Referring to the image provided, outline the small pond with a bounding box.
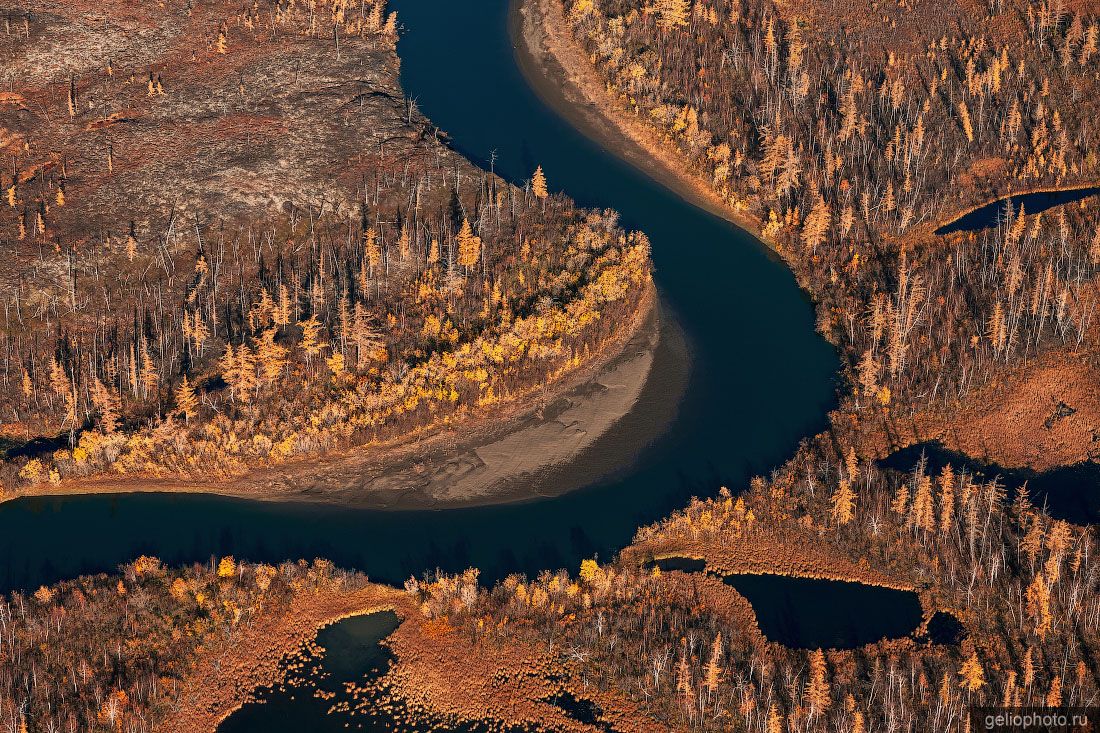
[724,574,923,649]
[218,610,607,733]
[218,611,400,733]
[644,556,706,573]
[922,611,966,646]
[639,558,930,649]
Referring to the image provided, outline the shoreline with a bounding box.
[922,181,1100,237]
[164,586,415,733]
[512,0,772,246]
[514,0,1100,255]
[2,282,662,511]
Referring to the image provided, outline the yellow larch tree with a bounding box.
[174,375,199,423]
[911,471,935,532]
[766,704,783,733]
[326,350,346,377]
[831,478,855,526]
[275,283,292,327]
[531,165,549,199]
[801,194,831,251]
[352,303,383,369]
[1025,573,1052,638]
[299,315,328,364]
[806,648,831,716]
[704,633,723,695]
[939,464,956,534]
[365,226,382,273]
[457,218,481,270]
[257,328,288,384]
[139,337,158,398]
[892,484,910,516]
[657,0,690,31]
[90,376,120,434]
[233,342,258,401]
[217,555,236,577]
[959,650,985,695]
[1046,675,1062,707]
[958,100,974,142]
[857,348,879,399]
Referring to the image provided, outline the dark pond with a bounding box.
[541,692,611,731]
[922,611,966,646]
[640,557,932,649]
[644,556,706,573]
[880,441,1100,525]
[0,0,838,595]
[219,611,401,733]
[724,574,923,649]
[219,611,613,733]
[936,187,1100,235]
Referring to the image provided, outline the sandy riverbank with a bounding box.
[3,282,665,510]
[513,0,768,242]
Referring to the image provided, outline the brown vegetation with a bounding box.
[868,342,1100,470]
[416,440,1098,730]
[539,0,1100,474]
[0,556,405,733]
[0,0,652,503]
[11,0,1100,731]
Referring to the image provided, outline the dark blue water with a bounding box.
[640,556,928,649]
[725,574,923,649]
[219,611,402,733]
[881,441,1100,525]
[922,611,965,645]
[0,0,837,594]
[936,187,1100,235]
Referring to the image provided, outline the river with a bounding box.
[0,0,837,594]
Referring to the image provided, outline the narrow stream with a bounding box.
[0,0,837,594]
[936,186,1100,235]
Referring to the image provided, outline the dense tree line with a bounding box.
[564,0,1100,412]
[418,442,1099,731]
[0,0,651,495]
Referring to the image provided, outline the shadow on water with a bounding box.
[880,441,1100,525]
[0,0,838,595]
[936,187,1100,235]
[724,574,923,649]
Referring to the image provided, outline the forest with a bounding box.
[563,0,1100,445]
[0,0,651,497]
[420,446,1100,731]
[8,445,1098,732]
[5,0,1100,730]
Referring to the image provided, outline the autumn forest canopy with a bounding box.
[0,0,651,496]
[4,0,1100,731]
